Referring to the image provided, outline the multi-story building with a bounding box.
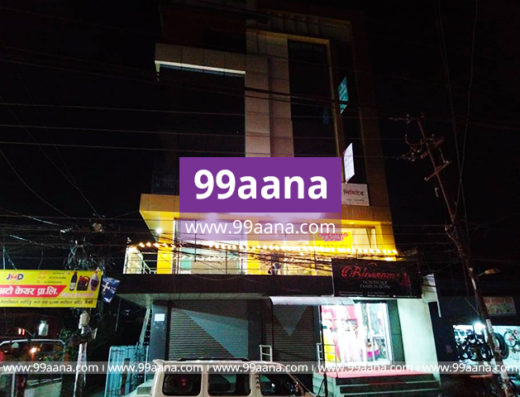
[117,1,440,394]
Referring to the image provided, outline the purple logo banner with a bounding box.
[179,157,342,213]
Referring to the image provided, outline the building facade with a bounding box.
[117,1,440,393]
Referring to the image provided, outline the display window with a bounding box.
[454,324,520,366]
[321,303,392,365]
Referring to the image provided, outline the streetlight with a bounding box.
[477,268,500,278]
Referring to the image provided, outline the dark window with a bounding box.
[288,41,336,157]
[259,374,301,396]
[153,67,245,194]
[334,41,366,183]
[163,374,202,396]
[208,374,250,396]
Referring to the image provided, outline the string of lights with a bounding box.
[130,239,399,257]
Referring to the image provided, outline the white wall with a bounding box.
[397,298,439,378]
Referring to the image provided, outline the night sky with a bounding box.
[0,0,519,277]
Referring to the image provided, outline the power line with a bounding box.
[0,147,70,217]
[0,5,157,37]
[0,139,402,159]
[0,212,451,228]
[0,224,452,238]
[458,0,479,248]
[0,85,101,217]
[2,50,520,132]
[0,122,411,142]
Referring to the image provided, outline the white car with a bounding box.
[127,359,314,397]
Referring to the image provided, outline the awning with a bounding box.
[269,296,355,306]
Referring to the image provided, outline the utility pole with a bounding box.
[401,115,514,397]
[74,310,90,397]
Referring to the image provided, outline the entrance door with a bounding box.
[321,303,392,365]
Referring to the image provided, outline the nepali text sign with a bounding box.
[484,296,516,316]
[332,259,421,298]
[342,183,369,206]
[0,270,102,308]
[180,157,342,213]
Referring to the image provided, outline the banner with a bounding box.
[101,276,120,303]
[0,270,102,308]
[179,157,342,213]
[332,259,421,298]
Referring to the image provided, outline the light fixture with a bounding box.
[473,321,485,333]
[38,321,49,337]
[156,228,163,235]
[478,268,500,277]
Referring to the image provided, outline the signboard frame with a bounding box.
[0,270,102,308]
[332,259,421,298]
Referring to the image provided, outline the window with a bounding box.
[288,41,336,157]
[163,374,202,396]
[259,374,301,396]
[208,374,250,396]
[153,66,245,195]
[321,303,392,365]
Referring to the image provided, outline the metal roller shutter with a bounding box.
[262,303,317,362]
[168,301,248,360]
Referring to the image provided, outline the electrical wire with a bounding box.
[0,139,402,158]
[458,0,479,247]
[0,147,70,217]
[0,123,404,142]
[0,89,101,218]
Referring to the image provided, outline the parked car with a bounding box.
[127,359,314,397]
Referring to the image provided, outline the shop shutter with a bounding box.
[262,303,317,362]
[168,302,248,360]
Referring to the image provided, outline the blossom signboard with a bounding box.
[0,270,102,308]
[332,259,420,298]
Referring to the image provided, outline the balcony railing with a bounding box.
[123,246,334,276]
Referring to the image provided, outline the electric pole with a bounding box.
[74,310,90,397]
[400,115,514,397]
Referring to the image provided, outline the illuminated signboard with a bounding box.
[343,143,355,183]
[0,270,102,308]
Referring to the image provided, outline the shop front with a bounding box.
[430,290,520,368]
[321,301,393,365]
